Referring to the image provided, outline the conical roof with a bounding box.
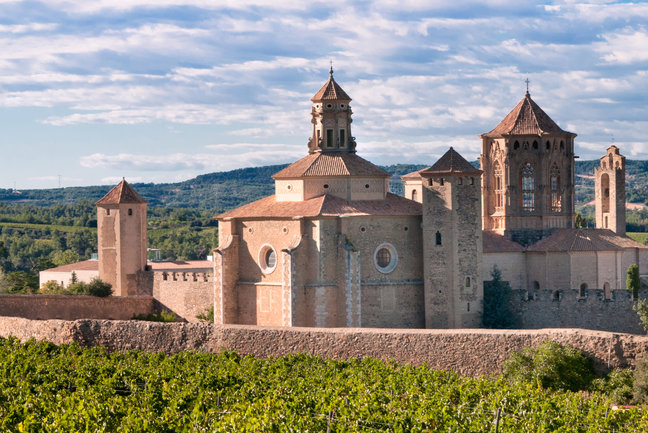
[419,147,481,176]
[96,179,146,205]
[311,68,351,102]
[273,152,389,179]
[481,92,574,138]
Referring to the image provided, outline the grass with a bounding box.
[0,222,96,233]
[627,232,648,245]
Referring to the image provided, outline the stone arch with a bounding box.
[521,162,535,211]
[411,189,418,201]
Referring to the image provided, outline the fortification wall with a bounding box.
[152,271,213,322]
[0,295,154,321]
[1,317,647,377]
[511,288,647,335]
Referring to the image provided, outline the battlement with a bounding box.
[154,270,212,283]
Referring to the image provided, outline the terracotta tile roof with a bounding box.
[482,231,525,253]
[527,229,647,252]
[401,169,426,180]
[481,92,574,138]
[273,152,390,179]
[218,193,421,219]
[419,147,481,176]
[41,260,99,273]
[150,260,212,271]
[311,71,351,101]
[96,179,146,205]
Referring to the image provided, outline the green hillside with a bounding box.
[2,160,648,213]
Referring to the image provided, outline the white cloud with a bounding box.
[598,28,648,64]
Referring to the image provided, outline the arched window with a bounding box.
[465,277,471,288]
[546,141,550,150]
[493,161,504,209]
[521,163,535,211]
[550,163,561,212]
[579,283,587,298]
[513,140,519,150]
[560,140,565,150]
[532,140,538,149]
[435,231,442,246]
[411,189,418,202]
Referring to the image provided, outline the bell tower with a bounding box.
[308,66,356,153]
[595,145,626,235]
[96,179,147,296]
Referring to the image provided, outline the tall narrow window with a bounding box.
[326,129,333,147]
[435,231,442,246]
[339,129,345,147]
[550,163,561,212]
[521,163,535,211]
[411,189,418,201]
[493,161,503,209]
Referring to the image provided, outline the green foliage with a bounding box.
[0,338,644,432]
[590,369,634,405]
[133,310,177,322]
[627,264,640,299]
[481,266,518,329]
[633,357,648,404]
[501,341,595,392]
[40,277,113,297]
[633,299,648,333]
[0,270,39,294]
[628,232,648,245]
[197,305,214,323]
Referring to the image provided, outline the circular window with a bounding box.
[323,184,329,189]
[360,226,366,232]
[364,184,370,189]
[374,242,398,274]
[258,244,277,274]
[286,184,292,191]
[326,104,332,108]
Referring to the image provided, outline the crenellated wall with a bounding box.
[510,288,648,334]
[151,271,213,322]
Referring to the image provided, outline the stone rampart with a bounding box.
[511,288,647,334]
[1,317,647,377]
[0,295,154,321]
[152,271,213,322]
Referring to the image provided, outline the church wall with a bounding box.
[403,180,422,202]
[597,251,619,290]
[526,253,547,291]
[236,219,303,283]
[275,179,304,201]
[360,283,424,328]
[304,178,348,201]
[349,178,387,200]
[304,284,339,328]
[237,283,283,326]
[569,251,598,290]
[483,252,526,291]
[546,252,571,290]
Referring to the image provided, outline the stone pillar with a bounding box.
[213,234,239,324]
[342,239,361,327]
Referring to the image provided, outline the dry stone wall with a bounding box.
[1,317,647,377]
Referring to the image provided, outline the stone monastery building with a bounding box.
[41,70,648,332]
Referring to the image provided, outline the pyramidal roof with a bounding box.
[481,91,574,138]
[419,147,481,176]
[273,152,389,179]
[311,67,351,101]
[96,179,146,205]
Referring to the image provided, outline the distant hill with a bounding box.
[2,160,648,212]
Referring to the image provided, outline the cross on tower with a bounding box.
[525,77,530,93]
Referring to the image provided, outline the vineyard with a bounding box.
[0,337,646,432]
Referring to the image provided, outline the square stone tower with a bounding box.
[419,148,483,328]
[96,179,147,296]
[595,145,626,235]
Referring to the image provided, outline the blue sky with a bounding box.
[1,0,647,189]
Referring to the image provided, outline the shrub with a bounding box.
[501,341,595,392]
[590,369,634,404]
[39,280,66,295]
[634,299,648,333]
[86,278,113,297]
[133,310,177,322]
[196,305,214,323]
[627,264,640,300]
[633,357,648,404]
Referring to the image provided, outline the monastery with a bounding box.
[40,70,648,332]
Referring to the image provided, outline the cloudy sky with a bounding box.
[1,0,647,189]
